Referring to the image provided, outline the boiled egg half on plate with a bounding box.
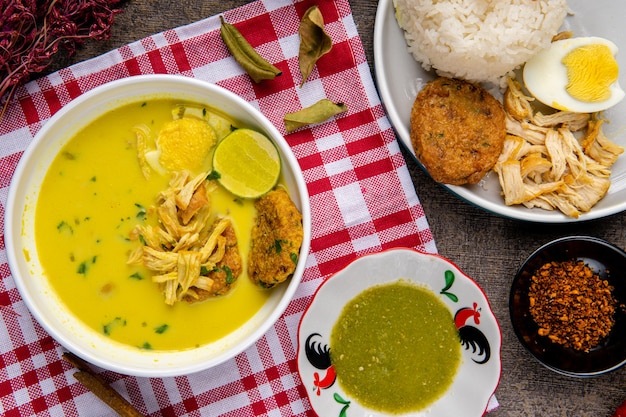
[523,36,624,113]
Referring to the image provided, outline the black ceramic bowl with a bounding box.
[510,236,626,377]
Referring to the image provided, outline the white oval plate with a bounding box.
[297,248,501,417]
[374,0,626,223]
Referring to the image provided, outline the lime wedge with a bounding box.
[212,128,281,198]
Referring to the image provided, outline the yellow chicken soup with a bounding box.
[34,99,273,351]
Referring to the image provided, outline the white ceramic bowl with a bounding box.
[5,74,311,377]
[297,248,501,417]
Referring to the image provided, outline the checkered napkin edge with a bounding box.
[0,0,444,415]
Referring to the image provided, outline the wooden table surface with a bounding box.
[42,0,626,415]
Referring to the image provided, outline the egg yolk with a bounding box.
[562,44,619,103]
[157,118,216,172]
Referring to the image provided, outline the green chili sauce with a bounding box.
[330,281,461,414]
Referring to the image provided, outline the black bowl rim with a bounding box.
[509,235,626,377]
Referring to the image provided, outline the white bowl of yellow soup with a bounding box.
[5,74,311,377]
[297,248,501,417]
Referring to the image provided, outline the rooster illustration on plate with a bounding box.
[304,269,492,398]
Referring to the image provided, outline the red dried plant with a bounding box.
[0,0,123,118]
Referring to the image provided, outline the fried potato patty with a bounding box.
[410,77,506,185]
[248,187,303,288]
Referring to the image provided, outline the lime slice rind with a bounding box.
[213,128,281,199]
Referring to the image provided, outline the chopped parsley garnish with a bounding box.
[129,272,144,281]
[103,317,126,336]
[77,256,97,276]
[154,324,169,334]
[206,171,221,181]
[77,262,88,275]
[57,221,74,235]
[223,265,234,284]
[135,203,147,221]
[274,239,289,254]
[208,265,235,284]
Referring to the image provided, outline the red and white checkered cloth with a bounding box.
[0,0,497,415]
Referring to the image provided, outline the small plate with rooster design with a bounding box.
[297,248,502,417]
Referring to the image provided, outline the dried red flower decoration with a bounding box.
[0,0,124,118]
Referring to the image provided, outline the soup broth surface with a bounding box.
[34,99,273,351]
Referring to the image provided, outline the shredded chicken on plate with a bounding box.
[494,78,624,218]
[128,171,241,305]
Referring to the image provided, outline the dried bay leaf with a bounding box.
[220,16,282,83]
[284,99,348,133]
[298,5,332,86]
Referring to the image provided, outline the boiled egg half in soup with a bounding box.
[523,36,624,113]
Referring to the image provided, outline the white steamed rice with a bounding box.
[394,0,569,85]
